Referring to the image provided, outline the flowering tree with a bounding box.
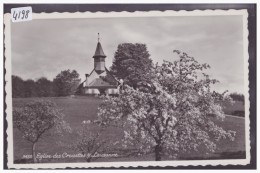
[68,120,119,162]
[13,100,71,163]
[98,50,235,161]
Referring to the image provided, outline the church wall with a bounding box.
[107,88,119,95]
[83,88,118,95]
[84,88,100,95]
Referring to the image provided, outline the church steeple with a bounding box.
[93,33,106,74]
[93,33,106,58]
[93,43,106,58]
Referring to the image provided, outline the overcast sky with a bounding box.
[11,15,245,93]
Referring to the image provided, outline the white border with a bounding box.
[4,9,250,169]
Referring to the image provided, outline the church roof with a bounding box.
[87,77,117,89]
[93,42,106,58]
[89,78,111,87]
[83,67,118,89]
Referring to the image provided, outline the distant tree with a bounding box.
[98,50,235,161]
[24,79,37,97]
[12,75,25,98]
[13,100,71,163]
[110,43,153,89]
[229,93,244,103]
[36,77,54,97]
[53,70,81,96]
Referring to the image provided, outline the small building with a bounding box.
[78,35,119,95]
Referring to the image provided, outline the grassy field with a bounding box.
[222,101,245,117]
[12,96,246,163]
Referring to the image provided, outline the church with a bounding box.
[77,34,119,95]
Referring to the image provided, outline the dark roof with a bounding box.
[93,42,106,58]
[88,78,112,87]
[104,68,118,84]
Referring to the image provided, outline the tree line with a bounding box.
[12,69,80,98]
[229,92,245,103]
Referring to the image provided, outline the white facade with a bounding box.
[107,88,119,95]
[84,88,119,95]
[84,88,100,94]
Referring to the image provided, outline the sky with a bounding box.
[11,15,245,93]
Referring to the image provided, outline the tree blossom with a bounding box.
[68,121,120,162]
[97,50,235,161]
[13,100,71,163]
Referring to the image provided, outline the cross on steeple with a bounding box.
[98,33,100,42]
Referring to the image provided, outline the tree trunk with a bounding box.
[32,142,37,163]
[86,157,91,163]
[155,144,163,161]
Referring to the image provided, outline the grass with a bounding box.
[12,96,246,163]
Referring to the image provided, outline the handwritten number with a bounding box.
[12,11,18,20]
[12,9,30,21]
[25,10,29,19]
[21,10,24,19]
[18,11,21,19]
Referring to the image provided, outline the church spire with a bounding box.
[93,33,106,58]
[93,33,106,74]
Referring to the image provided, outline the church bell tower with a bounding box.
[93,33,106,74]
